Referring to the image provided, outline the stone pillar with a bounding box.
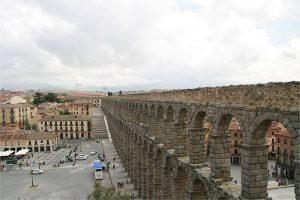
[141,145,148,199]
[147,149,154,199]
[174,123,188,157]
[240,144,268,199]
[187,180,207,200]
[294,135,300,200]
[153,155,162,199]
[161,165,173,199]
[147,117,156,137]
[137,142,143,198]
[131,139,138,190]
[295,160,300,200]
[209,133,231,182]
[125,130,130,171]
[154,119,165,144]
[174,169,188,200]
[188,128,206,164]
[164,121,175,149]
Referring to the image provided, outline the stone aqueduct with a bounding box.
[102,82,300,200]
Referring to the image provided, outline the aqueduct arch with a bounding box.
[102,82,299,200]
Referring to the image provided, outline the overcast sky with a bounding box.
[0,0,299,90]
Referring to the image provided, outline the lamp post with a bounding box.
[38,156,41,169]
[31,174,34,186]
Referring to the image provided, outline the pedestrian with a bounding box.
[234,180,237,184]
[126,179,129,184]
[121,182,123,188]
[112,163,115,170]
[130,193,135,200]
[113,157,115,162]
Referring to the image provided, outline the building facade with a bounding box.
[38,115,92,139]
[0,131,59,152]
[0,103,37,128]
[67,102,91,115]
[276,127,295,179]
[229,119,243,165]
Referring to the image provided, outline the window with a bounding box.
[234,133,237,137]
[277,147,281,154]
[234,140,238,147]
[47,140,49,145]
[240,133,242,137]
[41,140,43,144]
[35,141,37,145]
[277,138,281,143]
[29,141,31,145]
[284,139,287,144]
[272,131,274,136]
[291,140,294,146]
[234,149,238,154]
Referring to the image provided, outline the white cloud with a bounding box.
[0,0,299,90]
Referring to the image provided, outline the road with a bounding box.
[0,107,136,200]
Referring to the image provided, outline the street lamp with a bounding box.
[31,174,34,186]
[38,156,41,169]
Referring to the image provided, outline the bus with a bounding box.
[93,160,103,180]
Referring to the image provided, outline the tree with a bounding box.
[87,182,130,200]
[59,109,71,115]
[24,120,31,130]
[31,124,37,131]
[32,92,45,105]
[44,92,58,102]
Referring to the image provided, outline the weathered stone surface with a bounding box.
[102,83,300,200]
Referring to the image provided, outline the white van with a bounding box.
[95,168,103,180]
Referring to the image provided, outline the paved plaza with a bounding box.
[0,108,136,200]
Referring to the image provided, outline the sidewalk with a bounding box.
[101,138,137,197]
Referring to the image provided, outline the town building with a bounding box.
[267,121,281,159]
[0,103,38,128]
[67,102,91,115]
[38,115,92,139]
[275,126,295,179]
[8,96,27,104]
[229,119,243,165]
[0,131,59,152]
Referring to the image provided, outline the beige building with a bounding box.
[8,96,27,104]
[0,131,59,152]
[0,103,38,128]
[67,102,91,115]
[38,115,92,139]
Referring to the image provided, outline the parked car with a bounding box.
[90,150,97,155]
[6,157,17,164]
[76,154,87,160]
[97,153,105,161]
[30,169,43,175]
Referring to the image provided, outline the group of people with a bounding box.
[117,182,124,188]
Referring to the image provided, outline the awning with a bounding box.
[15,149,29,156]
[92,160,103,170]
[0,150,14,157]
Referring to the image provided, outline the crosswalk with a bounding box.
[59,162,121,170]
[61,162,93,169]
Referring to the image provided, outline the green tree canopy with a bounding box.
[44,92,58,102]
[24,120,31,130]
[87,182,130,200]
[32,92,45,105]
